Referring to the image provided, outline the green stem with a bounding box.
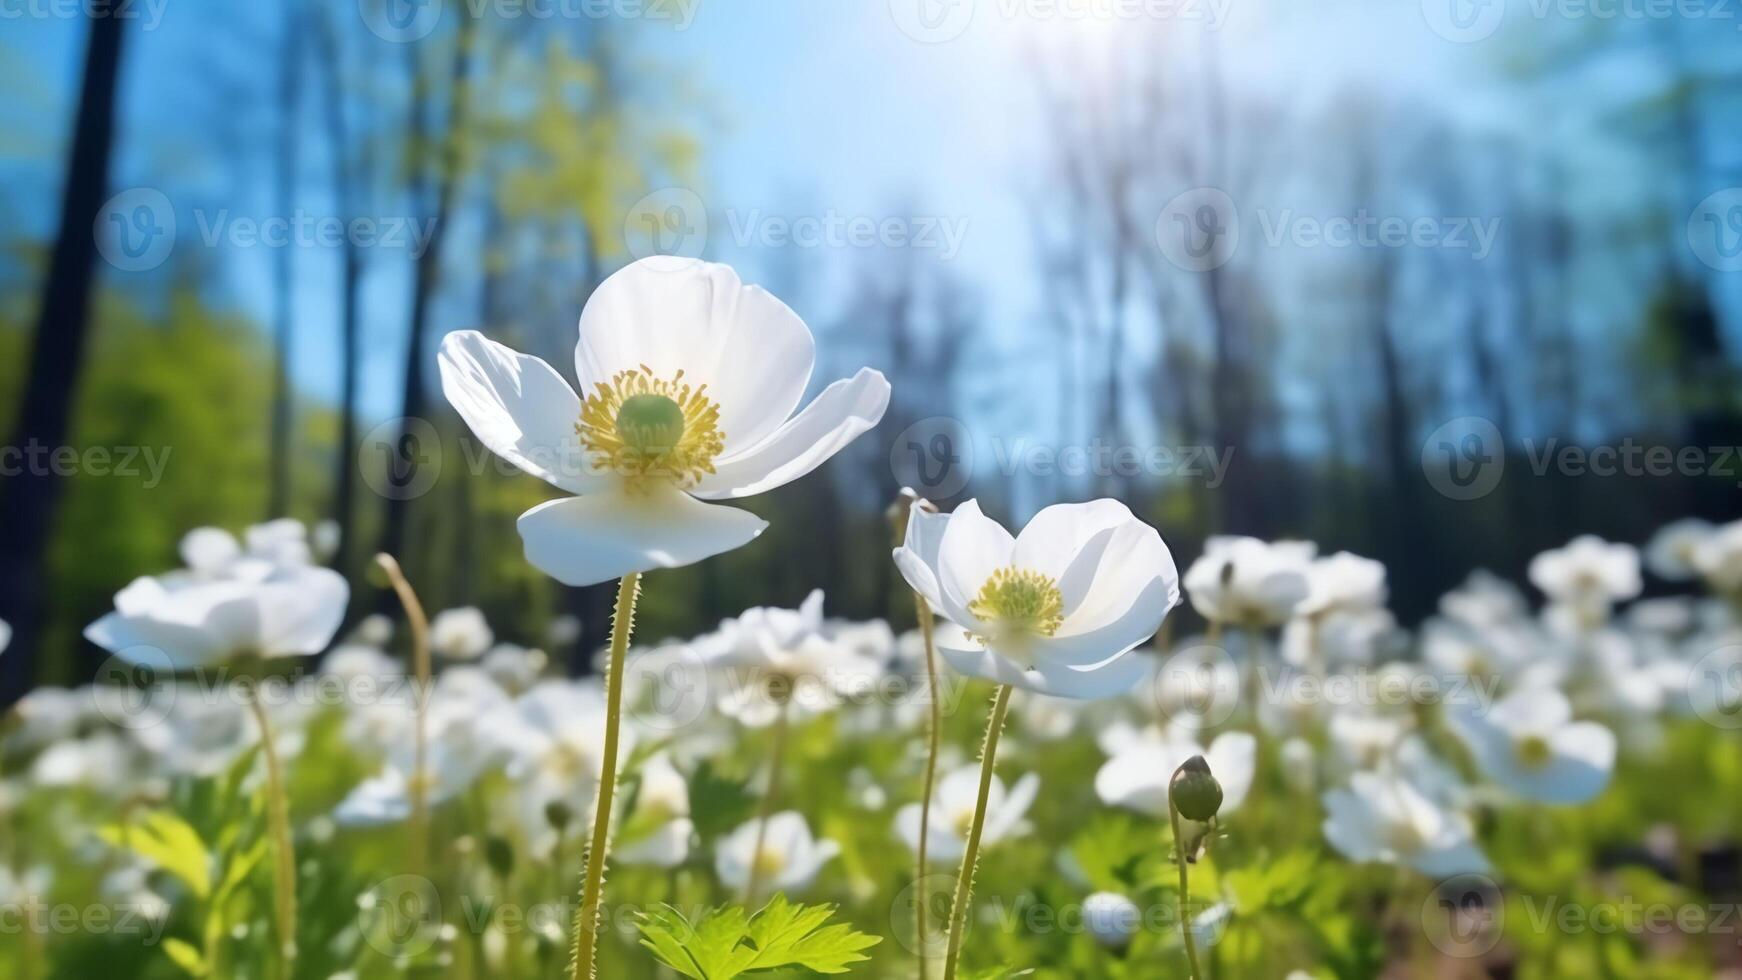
[743,697,792,901]
[1169,797,1203,980]
[941,684,1013,980]
[375,553,432,878]
[914,595,943,979]
[247,690,298,972]
[570,572,641,980]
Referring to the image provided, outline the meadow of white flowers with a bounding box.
[4,259,1739,979]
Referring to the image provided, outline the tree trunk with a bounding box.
[268,1,303,518]
[0,14,129,706]
[379,17,475,587]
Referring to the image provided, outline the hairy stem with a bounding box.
[570,572,641,980]
[942,684,1013,980]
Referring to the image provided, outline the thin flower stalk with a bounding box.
[570,571,642,980]
[942,683,1014,980]
[375,553,432,877]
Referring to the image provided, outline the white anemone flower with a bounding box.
[895,765,1039,863]
[715,811,839,897]
[1082,892,1142,949]
[438,257,891,586]
[1094,728,1256,818]
[1451,685,1616,805]
[1528,536,1642,614]
[894,499,1180,700]
[85,564,349,671]
[616,753,693,869]
[1182,536,1314,628]
[696,591,883,727]
[1692,519,1742,596]
[1321,771,1490,877]
[1646,519,1715,581]
[1298,552,1387,618]
[429,607,494,661]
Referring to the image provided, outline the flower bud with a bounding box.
[1169,755,1224,822]
[485,835,516,880]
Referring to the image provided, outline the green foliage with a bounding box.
[635,894,881,978]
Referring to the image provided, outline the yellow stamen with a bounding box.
[968,567,1065,643]
[576,365,724,489]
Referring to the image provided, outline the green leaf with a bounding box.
[98,810,212,901]
[160,937,207,977]
[634,895,881,979]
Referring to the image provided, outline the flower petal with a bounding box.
[256,567,350,656]
[691,368,890,499]
[516,487,767,586]
[893,506,952,611]
[438,330,602,495]
[575,258,816,453]
[935,500,1016,620]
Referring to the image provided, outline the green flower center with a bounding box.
[1514,734,1553,770]
[576,365,725,488]
[968,567,1065,642]
[615,394,686,454]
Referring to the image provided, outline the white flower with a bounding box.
[715,811,839,897]
[894,499,1179,700]
[1692,519,1742,596]
[894,765,1039,863]
[438,257,891,586]
[429,607,494,660]
[1182,537,1313,628]
[481,644,549,694]
[697,591,882,727]
[1326,711,1413,772]
[1082,892,1141,949]
[1298,552,1387,618]
[1439,570,1530,629]
[493,680,619,855]
[1528,536,1642,613]
[350,614,395,647]
[547,614,582,648]
[1321,771,1490,877]
[312,519,342,560]
[616,753,693,869]
[1283,608,1400,668]
[1095,729,1255,818]
[0,617,9,656]
[85,564,349,671]
[1646,519,1715,581]
[1451,685,1615,805]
